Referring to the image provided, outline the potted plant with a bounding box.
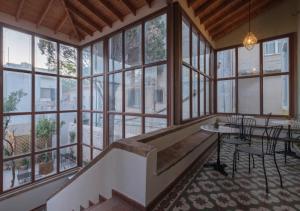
[36,118,56,150]
[38,152,54,175]
[69,131,76,144]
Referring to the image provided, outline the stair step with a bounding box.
[84,196,141,211]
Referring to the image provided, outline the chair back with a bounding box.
[265,113,272,127]
[227,114,242,127]
[264,125,283,155]
[241,118,256,141]
[291,119,300,139]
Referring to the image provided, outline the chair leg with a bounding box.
[262,156,268,193]
[284,141,287,164]
[252,155,255,168]
[248,154,251,174]
[232,151,236,178]
[274,153,283,188]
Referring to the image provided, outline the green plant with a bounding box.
[36,118,56,141]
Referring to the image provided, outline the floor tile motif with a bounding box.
[154,141,300,211]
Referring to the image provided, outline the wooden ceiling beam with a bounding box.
[60,0,80,40]
[207,0,263,33]
[202,0,244,28]
[78,0,112,27]
[55,14,68,33]
[71,14,94,36]
[16,0,26,21]
[187,0,197,7]
[66,1,103,32]
[198,0,225,21]
[37,0,55,27]
[212,0,276,40]
[98,0,123,21]
[196,0,220,19]
[194,0,216,17]
[145,0,153,8]
[120,0,136,16]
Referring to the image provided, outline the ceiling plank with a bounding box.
[60,0,81,40]
[195,0,218,17]
[202,0,244,28]
[37,0,55,27]
[145,0,153,7]
[212,0,276,40]
[120,0,136,16]
[71,14,94,36]
[207,0,263,33]
[187,0,196,7]
[198,0,225,21]
[16,0,26,21]
[98,0,123,21]
[66,1,103,32]
[55,14,68,33]
[78,0,113,27]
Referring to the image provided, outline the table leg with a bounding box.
[204,132,228,176]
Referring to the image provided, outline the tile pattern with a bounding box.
[154,141,300,211]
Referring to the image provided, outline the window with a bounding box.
[125,69,142,112]
[93,41,104,74]
[109,33,122,71]
[82,46,91,76]
[181,15,213,121]
[217,37,291,116]
[145,14,167,64]
[108,73,122,112]
[2,28,79,192]
[125,25,142,68]
[3,28,32,70]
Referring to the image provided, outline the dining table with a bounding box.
[270,119,300,163]
[200,124,240,176]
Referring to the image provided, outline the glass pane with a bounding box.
[238,44,259,76]
[263,75,289,115]
[109,33,122,71]
[35,150,57,179]
[82,112,91,145]
[59,44,77,76]
[206,78,210,114]
[145,65,167,115]
[82,46,91,76]
[238,77,260,114]
[125,69,141,113]
[182,66,190,120]
[125,25,142,68]
[93,41,104,75]
[200,38,205,72]
[263,38,289,74]
[93,148,101,159]
[35,114,57,151]
[125,116,141,138]
[3,115,31,159]
[35,75,57,111]
[182,19,190,64]
[82,78,91,110]
[145,118,167,133]
[192,31,198,68]
[206,46,210,75]
[4,71,31,113]
[60,146,77,171]
[82,145,91,166]
[3,28,32,70]
[60,112,77,146]
[109,73,122,112]
[217,80,236,113]
[93,113,103,149]
[35,37,57,73]
[93,76,104,111]
[217,49,236,78]
[192,71,198,117]
[200,75,204,116]
[109,114,122,143]
[60,78,77,110]
[3,156,31,190]
[145,14,167,64]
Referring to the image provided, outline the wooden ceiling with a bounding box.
[0,0,154,41]
[187,0,282,40]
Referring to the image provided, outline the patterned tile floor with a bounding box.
[154,141,300,211]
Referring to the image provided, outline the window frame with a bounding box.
[216,33,295,117]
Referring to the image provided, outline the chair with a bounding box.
[283,119,300,163]
[232,125,283,193]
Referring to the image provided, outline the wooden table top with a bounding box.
[200,124,240,134]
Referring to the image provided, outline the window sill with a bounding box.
[0,167,79,202]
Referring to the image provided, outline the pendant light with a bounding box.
[243,0,257,50]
